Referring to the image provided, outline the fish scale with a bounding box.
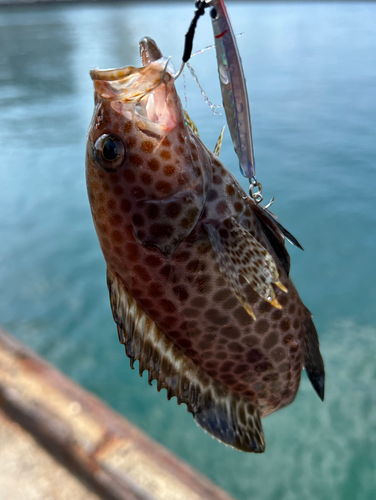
[86,38,324,452]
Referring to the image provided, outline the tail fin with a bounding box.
[303,310,325,401]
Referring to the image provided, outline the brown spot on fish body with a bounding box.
[123,121,133,134]
[109,214,122,227]
[280,318,291,332]
[107,199,117,210]
[129,154,143,167]
[226,184,235,196]
[148,159,160,171]
[263,332,278,349]
[164,165,175,176]
[207,189,218,201]
[146,204,159,220]
[234,306,252,325]
[247,349,263,364]
[173,285,189,302]
[131,186,146,199]
[145,254,162,267]
[165,201,181,219]
[141,173,152,185]
[120,199,132,212]
[156,181,172,195]
[132,213,145,227]
[205,308,227,325]
[125,136,136,150]
[272,309,283,321]
[255,319,270,335]
[114,185,124,195]
[160,150,171,160]
[220,325,241,340]
[216,201,227,214]
[234,201,243,213]
[125,243,139,261]
[141,140,154,153]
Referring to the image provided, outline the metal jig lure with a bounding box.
[177,0,266,204]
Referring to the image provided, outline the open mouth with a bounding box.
[90,37,179,135]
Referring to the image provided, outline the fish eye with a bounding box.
[210,7,218,20]
[93,134,125,172]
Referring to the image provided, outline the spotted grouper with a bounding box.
[85,37,324,453]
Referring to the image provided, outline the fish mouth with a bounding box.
[90,37,180,135]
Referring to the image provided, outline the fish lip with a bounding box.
[90,38,173,84]
[89,60,164,104]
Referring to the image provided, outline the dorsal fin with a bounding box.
[247,199,302,275]
[213,126,225,157]
[107,268,266,453]
[303,308,325,401]
[183,110,200,137]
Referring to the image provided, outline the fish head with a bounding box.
[86,38,208,263]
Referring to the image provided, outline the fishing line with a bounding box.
[182,32,244,114]
[186,62,222,115]
[183,71,188,111]
[191,33,244,57]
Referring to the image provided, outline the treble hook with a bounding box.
[249,177,275,209]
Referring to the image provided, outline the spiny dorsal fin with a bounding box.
[205,218,287,320]
[303,308,325,401]
[213,126,225,157]
[246,199,303,276]
[248,200,291,275]
[183,110,200,137]
[107,268,265,453]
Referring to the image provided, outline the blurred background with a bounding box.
[0,1,375,499]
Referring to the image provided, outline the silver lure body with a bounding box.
[209,0,255,179]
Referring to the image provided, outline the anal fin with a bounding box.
[107,268,266,453]
[205,218,287,319]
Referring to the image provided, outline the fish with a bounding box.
[209,0,256,179]
[86,37,325,453]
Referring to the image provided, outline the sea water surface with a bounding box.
[1,2,375,499]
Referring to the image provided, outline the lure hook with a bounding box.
[161,56,173,83]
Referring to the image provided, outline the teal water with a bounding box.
[1,2,376,498]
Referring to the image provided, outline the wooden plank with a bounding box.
[0,328,235,500]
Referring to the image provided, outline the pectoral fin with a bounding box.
[205,218,287,319]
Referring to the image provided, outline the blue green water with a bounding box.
[1,2,376,498]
